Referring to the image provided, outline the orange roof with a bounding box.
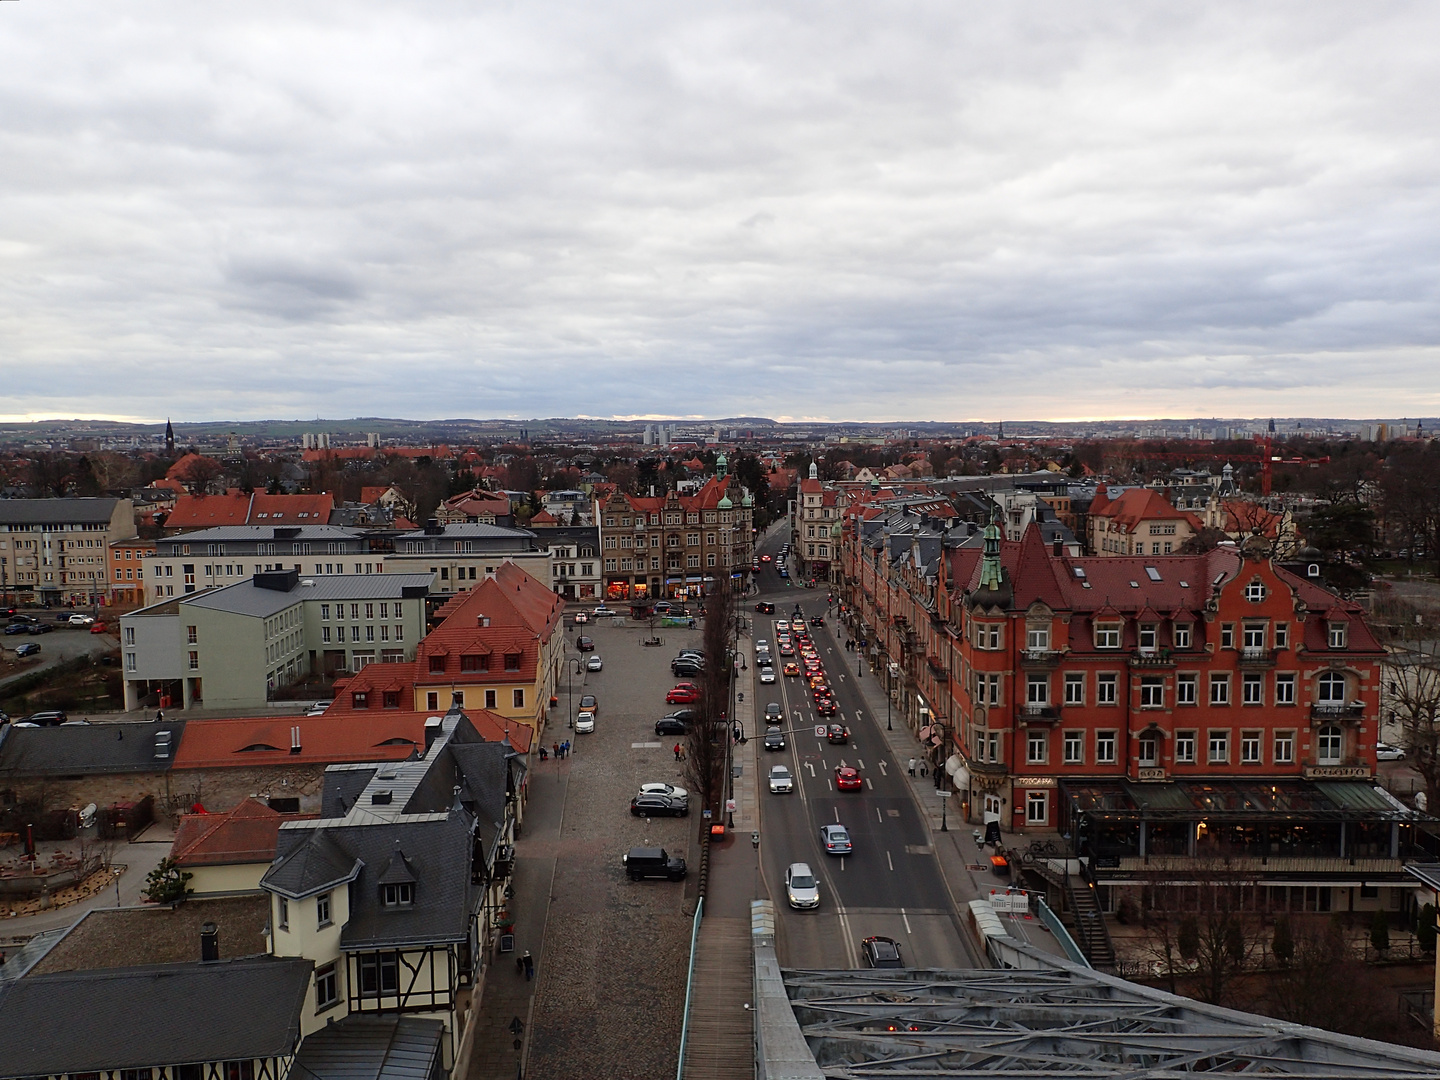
[163,491,334,528]
[172,714,425,769]
[528,510,559,525]
[147,477,187,495]
[1091,487,1202,534]
[360,486,390,505]
[302,446,377,463]
[327,669,536,751]
[165,453,222,481]
[170,797,315,868]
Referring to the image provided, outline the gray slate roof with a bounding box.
[290,1014,445,1080]
[0,957,312,1077]
[0,722,185,778]
[266,815,476,949]
[0,498,122,526]
[179,573,433,618]
[157,524,365,544]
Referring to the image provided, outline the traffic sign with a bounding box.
[815,725,826,737]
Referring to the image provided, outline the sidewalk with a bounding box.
[0,837,172,941]
[465,751,571,1079]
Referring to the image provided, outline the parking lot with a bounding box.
[523,614,707,1078]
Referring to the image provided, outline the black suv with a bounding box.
[671,659,703,678]
[623,846,687,881]
[630,793,688,817]
[655,716,689,736]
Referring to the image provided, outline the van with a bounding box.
[623,847,687,881]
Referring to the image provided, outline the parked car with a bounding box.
[14,642,41,658]
[1377,743,1407,761]
[623,846,687,881]
[586,654,603,671]
[639,782,689,800]
[27,623,53,635]
[820,824,852,855]
[759,666,776,684]
[666,684,700,704]
[835,766,862,791]
[763,728,786,751]
[21,709,67,726]
[67,614,94,627]
[785,862,820,909]
[576,635,595,652]
[655,717,689,736]
[671,659,703,677]
[861,936,904,968]
[3,623,27,636]
[630,793,687,817]
[90,621,108,634]
[579,694,598,713]
[768,765,794,793]
[575,711,596,733]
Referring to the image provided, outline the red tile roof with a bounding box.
[172,714,426,769]
[417,563,564,687]
[170,797,315,867]
[1090,487,1202,534]
[163,491,334,529]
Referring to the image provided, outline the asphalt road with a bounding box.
[749,538,980,971]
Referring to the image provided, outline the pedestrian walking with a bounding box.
[907,757,916,777]
[563,740,570,758]
[523,950,534,980]
[674,743,683,761]
[919,761,927,778]
[553,742,559,760]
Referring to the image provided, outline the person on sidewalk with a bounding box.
[523,950,534,980]
[539,746,548,761]
[674,743,683,761]
[553,742,560,760]
[908,757,916,777]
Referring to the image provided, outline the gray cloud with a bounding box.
[1,1,1438,422]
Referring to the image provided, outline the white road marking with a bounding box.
[887,850,894,871]
[840,856,846,871]
[877,760,888,776]
[866,777,873,790]
[855,710,864,721]
[827,780,833,791]
[804,761,816,778]
[876,806,882,823]
[857,758,865,769]
[901,908,912,934]
[837,906,859,967]
[834,807,840,823]
[632,742,662,748]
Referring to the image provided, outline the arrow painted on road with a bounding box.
[805,761,815,777]
[877,760,888,776]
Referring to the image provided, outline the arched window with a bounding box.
[1317,725,1343,764]
[1318,672,1347,703]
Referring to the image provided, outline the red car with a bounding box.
[835,766,862,791]
[666,684,700,704]
[89,621,108,634]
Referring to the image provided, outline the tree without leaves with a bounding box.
[1139,867,1265,1007]
[684,582,735,815]
[1385,646,1440,808]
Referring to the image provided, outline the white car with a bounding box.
[759,666,776,684]
[768,765,794,793]
[68,614,94,626]
[574,710,595,733]
[785,862,820,909]
[587,655,603,671]
[1377,743,1406,761]
[592,606,616,617]
[639,782,690,799]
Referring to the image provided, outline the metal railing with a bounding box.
[676,895,704,1080]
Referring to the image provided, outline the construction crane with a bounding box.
[1105,437,1329,496]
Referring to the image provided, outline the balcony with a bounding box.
[925,655,948,677]
[1129,650,1175,669]
[1309,702,1366,724]
[1020,649,1062,668]
[1238,647,1277,667]
[1018,703,1061,725]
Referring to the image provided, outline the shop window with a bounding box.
[1026,790,1048,825]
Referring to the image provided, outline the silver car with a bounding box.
[785,862,820,909]
[820,824,852,855]
[768,765,794,793]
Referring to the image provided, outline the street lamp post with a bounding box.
[940,787,949,832]
[566,657,584,731]
[886,666,892,731]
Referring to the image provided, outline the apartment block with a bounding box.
[0,497,136,605]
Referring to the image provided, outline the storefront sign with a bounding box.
[1012,776,1056,788]
[1303,765,1371,779]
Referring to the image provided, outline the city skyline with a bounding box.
[3,4,1440,423]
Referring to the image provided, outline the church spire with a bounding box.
[165,418,175,455]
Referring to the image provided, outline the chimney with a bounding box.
[477,614,490,627]
[1052,536,1063,557]
[425,715,443,753]
[290,725,302,755]
[200,922,219,962]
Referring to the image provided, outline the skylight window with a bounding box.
[1129,581,1139,588]
[1179,581,1189,589]
[1145,566,1162,582]
[1073,567,1086,579]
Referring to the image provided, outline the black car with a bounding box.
[763,728,786,751]
[671,660,703,678]
[631,793,689,817]
[576,636,595,652]
[810,615,825,627]
[755,601,775,613]
[862,936,904,968]
[826,723,850,744]
[816,698,837,716]
[28,623,53,635]
[763,702,784,722]
[655,717,689,736]
[3,623,27,636]
[623,846,687,881]
[22,710,67,727]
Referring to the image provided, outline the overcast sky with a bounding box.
[2,2,1438,424]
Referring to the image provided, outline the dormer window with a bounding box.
[1328,622,1348,649]
[1026,626,1049,652]
[428,655,446,673]
[1138,624,1158,652]
[460,654,490,672]
[351,691,369,709]
[382,882,414,907]
[1094,623,1121,649]
[504,653,522,671]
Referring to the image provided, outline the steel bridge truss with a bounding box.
[784,967,1440,1078]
